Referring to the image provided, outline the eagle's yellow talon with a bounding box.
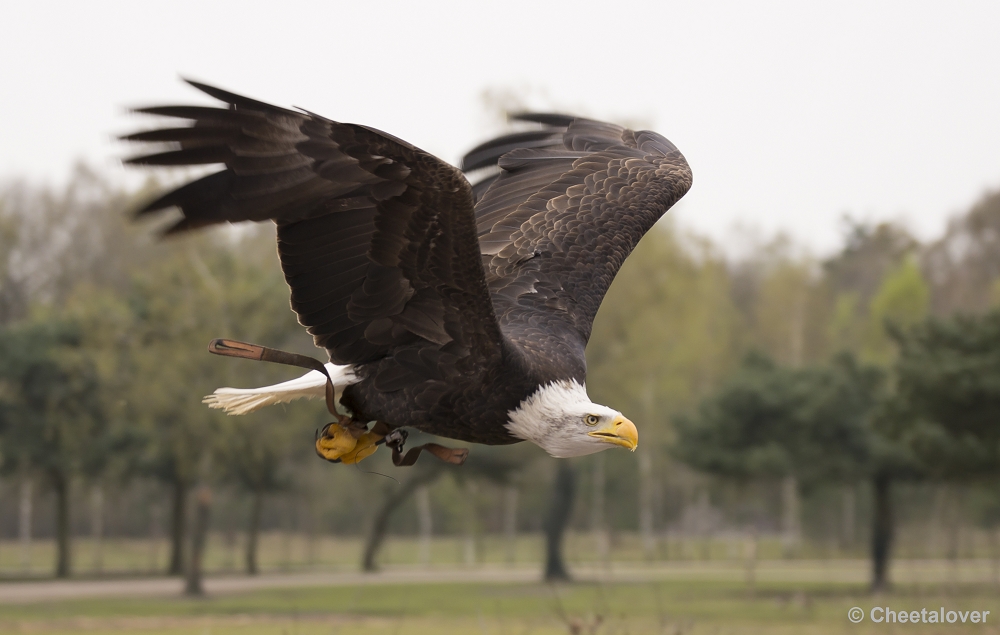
[340,431,382,464]
[315,424,384,464]
[315,423,359,460]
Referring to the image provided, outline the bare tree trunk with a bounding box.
[945,486,963,587]
[281,498,293,572]
[543,461,576,581]
[90,485,104,574]
[51,469,71,578]
[503,484,518,566]
[871,473,893,593]
[591,454,609,567]
[945,487,960,561]
[246,489,263,575]
[463,481,478,567]
[305,499,319,569]
[745,530,758,595]
[988,526,999,588]
[841,485,855,551]
[223,527,236,572]
[168,479,187,576]
[698,490,712,560]
[639,449,656,559]
[639,379,657,559]
[928,485,946,558]
[416,485,433,567]
[148,502,162,573]
[362,468,441,572]
[19,478,32,574]
[184,485,212,596]
[781,475,801,556]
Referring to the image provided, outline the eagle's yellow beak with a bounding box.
[588,415,638,451]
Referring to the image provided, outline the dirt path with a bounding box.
[5,558,959,604]
[0,568,546,604]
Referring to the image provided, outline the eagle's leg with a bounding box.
[315,416,384,464]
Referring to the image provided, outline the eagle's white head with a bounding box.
[505,380,639,458]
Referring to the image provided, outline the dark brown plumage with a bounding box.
[125,81,691,450]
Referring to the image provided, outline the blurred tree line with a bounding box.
[2,165,1000,593]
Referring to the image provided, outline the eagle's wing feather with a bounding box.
[126,81,504,383]
[462,115,692,371]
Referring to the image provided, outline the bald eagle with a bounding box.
[125,81,691,466]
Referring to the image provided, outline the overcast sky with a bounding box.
[2,1,998,255]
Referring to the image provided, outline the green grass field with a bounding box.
[3,567,999,634]
[2,534,999,634]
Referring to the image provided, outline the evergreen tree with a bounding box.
[0,316,107,577]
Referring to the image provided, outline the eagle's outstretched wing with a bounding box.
[461,115,692,374]
[125,81,504,391]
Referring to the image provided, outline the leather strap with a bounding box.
[208,338,469,467]
[374,424,469,466]
[388,440,469,467]
[208,338,338,415]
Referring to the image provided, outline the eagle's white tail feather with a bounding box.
[203,364,356,415]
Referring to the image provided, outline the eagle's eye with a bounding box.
[585,414,600,426]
